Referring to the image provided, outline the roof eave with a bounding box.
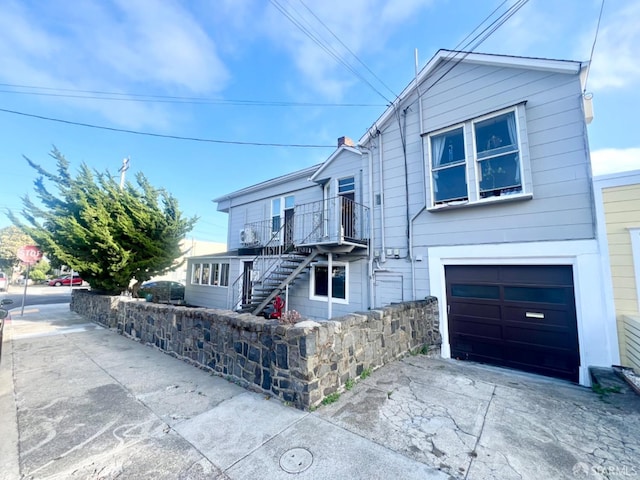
[358,49,584,145]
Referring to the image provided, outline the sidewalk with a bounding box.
[2,304,639,479]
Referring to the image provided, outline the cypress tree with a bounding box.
[8,148,197,294]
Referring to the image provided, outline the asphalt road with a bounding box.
[0,284,83,310]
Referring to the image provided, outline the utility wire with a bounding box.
[0,107,336,148]
[583,0,605,93]
[298,0,398,100]
[0,83,384,107]
[406,0,530,111]
[269,0,394,104]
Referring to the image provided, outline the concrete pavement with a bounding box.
[1,304,639,479]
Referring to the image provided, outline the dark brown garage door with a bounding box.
[446,265,580,382]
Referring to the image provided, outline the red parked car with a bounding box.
[48,274,84,286]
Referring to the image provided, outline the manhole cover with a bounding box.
[279,448,313,473]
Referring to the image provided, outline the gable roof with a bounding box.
[358,49,586,145]
[212,163,321,204]
[309,145,362,183]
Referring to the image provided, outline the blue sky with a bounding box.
[0,0,638,244]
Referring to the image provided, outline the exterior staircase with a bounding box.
[241,247,319,316]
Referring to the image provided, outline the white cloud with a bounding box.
[591,148,640,176]
[582,1,640,91]
[262,0,435,100]
[0,0,229,129]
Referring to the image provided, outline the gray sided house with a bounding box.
[358,50,615,386]
[186,49,618,387]
[186,139,370,321]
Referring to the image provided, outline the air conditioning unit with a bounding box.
[240,228,258,245]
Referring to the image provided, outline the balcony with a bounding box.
[241,196,369,253]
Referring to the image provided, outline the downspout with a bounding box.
[359,145,376,310]
[327,252,333,319]
[378,132,386,263]
[410,48,427,301]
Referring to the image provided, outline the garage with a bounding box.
[446,265,580,382]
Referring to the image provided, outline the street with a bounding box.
[0,284,82,310]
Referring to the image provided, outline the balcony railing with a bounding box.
[240,196,369,249]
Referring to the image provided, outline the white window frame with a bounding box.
[191,263,202,284]
[271,198,281,235]
[427,124,469,205]
[271,195,295,241]
[309,261,349,304]
[190,261,229,288]
[427,104,531,210]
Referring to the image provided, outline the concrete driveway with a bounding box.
[1,304,638,479]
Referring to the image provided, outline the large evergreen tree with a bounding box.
[8,148,197,294]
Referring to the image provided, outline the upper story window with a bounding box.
[271,198,281,234]
[427,105,529,210]
[474,111,522,199]
[431,126,467,203]
[338,177,355,194]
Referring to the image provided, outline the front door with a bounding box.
[338,177,356,239]
[242,261,253,307]
[284,207,295,250]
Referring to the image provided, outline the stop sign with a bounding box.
[18,245,43,265]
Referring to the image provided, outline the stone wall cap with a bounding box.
[295,320,321,329]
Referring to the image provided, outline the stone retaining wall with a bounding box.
[71,291,441,409]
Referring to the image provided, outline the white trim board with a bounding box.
[428,239,618,386]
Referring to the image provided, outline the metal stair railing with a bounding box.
[229,221,287,311]
[247,218,326,315]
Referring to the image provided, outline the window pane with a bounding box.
[478,153,522,198]
[332,266,346,299]
[451,284,500,299]
[314,266,329,296]
[504,286,566,304]
[433,164,467,203]
[192,264,201,284]
[431,127,465,167]
[475,112,518,159]
[220,263,229,286]
[272,215,281,233]
[211,263,220,285]
[338,177,355,193]
[285,195,295,209]
[202,264,211,285]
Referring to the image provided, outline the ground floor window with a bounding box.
[310,262,348,303]
[191,262,230,287]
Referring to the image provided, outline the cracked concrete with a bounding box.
[1,304,639,479]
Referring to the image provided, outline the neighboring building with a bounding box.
[153,238,226,284]
[594,170,640,373]
[186,49,618,386]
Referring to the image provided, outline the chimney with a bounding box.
[337,136,355,148]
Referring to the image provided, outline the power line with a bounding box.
[0,107,336,148]
[0,83,384,107]
[269,0,395,104]
[404,0,530,111]
[298,0,398,100]
[583,0,605,93]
